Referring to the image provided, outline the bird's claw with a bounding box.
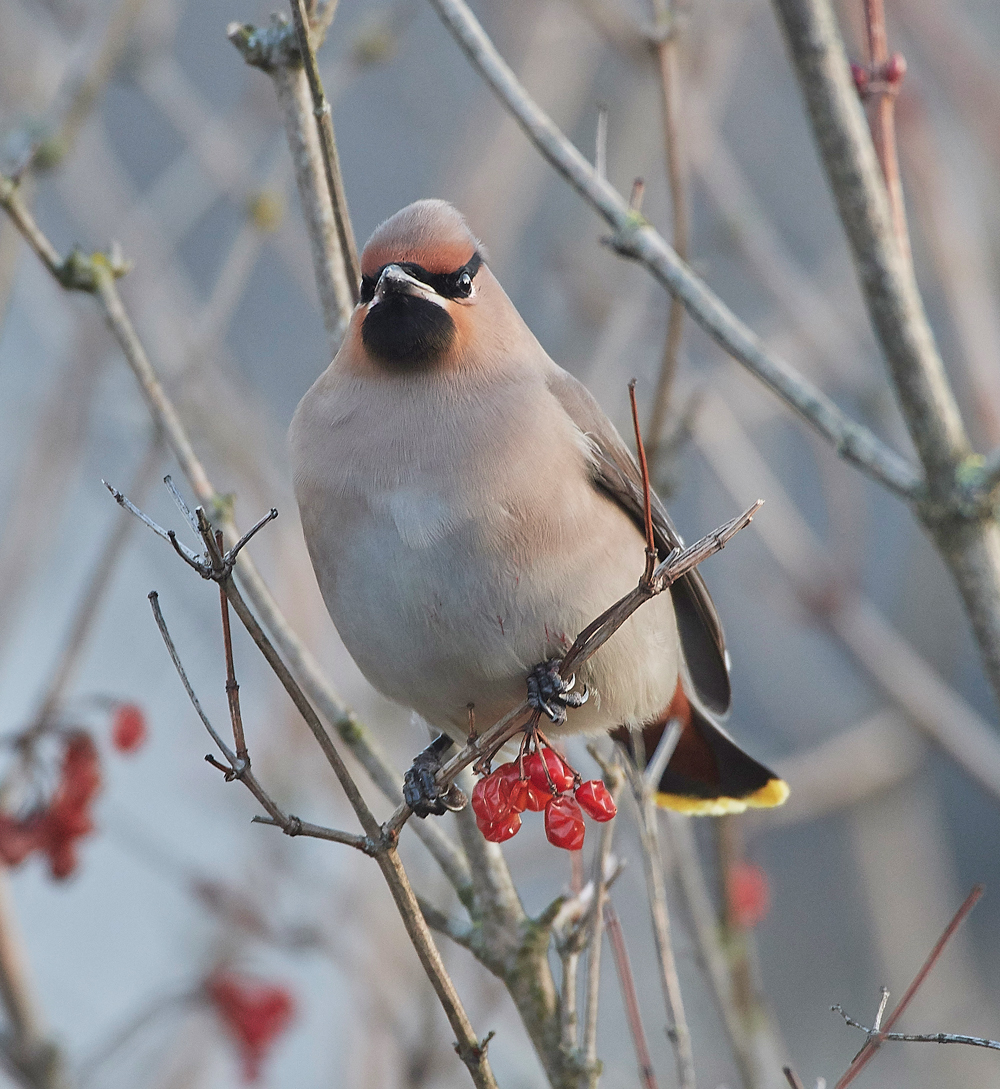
[526,659,589,725]
[403,734,466,817]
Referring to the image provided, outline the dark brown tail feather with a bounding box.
[612,680,788,815]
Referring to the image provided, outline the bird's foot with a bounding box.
[403,734,467,817]
[526,659,589,726]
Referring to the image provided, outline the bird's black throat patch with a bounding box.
[361,293,456,369]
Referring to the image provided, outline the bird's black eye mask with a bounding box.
[359,251,482,305]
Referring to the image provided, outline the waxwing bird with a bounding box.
[290,199,788,818]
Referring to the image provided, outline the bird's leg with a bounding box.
[525,658,589,726]
[403,733,467,817]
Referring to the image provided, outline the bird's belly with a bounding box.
[317,488,680,738]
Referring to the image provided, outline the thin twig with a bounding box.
[594,105,608,181]
[861,0,911,267]
[0,867,63,1089]
[783,1067,806,1089]
[834,884,985,1088]
[149,588,372,853]
[559,940,580,1055]
[148,592,238,767]
[228,14,355,346]
[425,0,924,502]
[0,178,64,282]
[219,573,248,763]
[628,379,658,576]
[288,0,360,298]
[606,904,660,1089]
[646,0,689,461]
[582,756,625,1084]
[626,760,696,1088]
[834,1006,1000,1053]
[665,812,761,1087]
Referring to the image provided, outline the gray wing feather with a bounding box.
[546,368,732,715]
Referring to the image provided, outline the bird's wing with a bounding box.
[546,367,732,715]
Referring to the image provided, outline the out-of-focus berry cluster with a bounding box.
[0,701,147,879]
[206,969,296,1083]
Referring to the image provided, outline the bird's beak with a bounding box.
[371,264,445,308]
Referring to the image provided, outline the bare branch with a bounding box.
[425,0,924,502]
[416,895,475,949]
[783,1067,806,1089]
[148,579,496,1084]
[666,813,760,1087]
[0,870,63,1089]
[250,814,371,851]
[287,0,361,297]
[645,0,689,457]
[834,1005,1000,1053]
[624,756,695,1088]
[228,11,356,346]
[834,885,984,1087]
[605,904,660,1089]
[770,0,1000,710]
[582,756,625,1083]
[147,592,239,768]
[770,0,964,490]
[860,0,912,266]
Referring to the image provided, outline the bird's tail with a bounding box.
[613,679,788,815]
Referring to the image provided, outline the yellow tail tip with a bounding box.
[655,777,789,816]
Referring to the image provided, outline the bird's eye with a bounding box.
[360,276,376,304]
[455,271,473,297]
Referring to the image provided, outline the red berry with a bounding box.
[207,971,295,1082]
[496,762,549,812]
[575,780,617,822]
[726,861,771,929]
[472,771,505,822]
[494,763,526,812]
[471,775,493,822]
[525,748,574,794]
[477,811,522,842]
[111,703,147,753]
[850,61,869,95]
[544,795,585,851]
[522,781,549,811]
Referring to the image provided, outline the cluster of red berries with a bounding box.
[0,731,101,879]
[0,701,147,881]
[472,746,616,850]
[206,970,296,1083]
